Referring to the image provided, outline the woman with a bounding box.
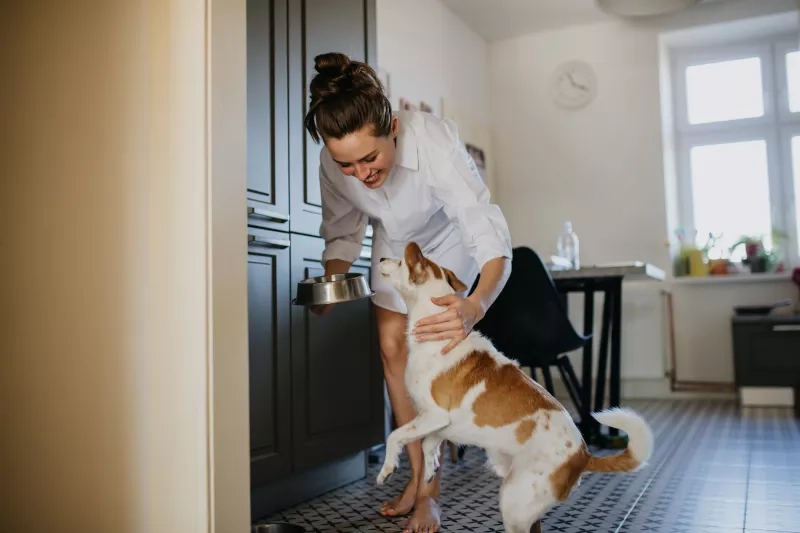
[305,52,512,533]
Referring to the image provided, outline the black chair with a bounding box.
[473,247,590,414]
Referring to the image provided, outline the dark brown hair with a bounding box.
[304,52,392,143]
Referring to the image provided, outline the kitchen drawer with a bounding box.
[732,316,800,388]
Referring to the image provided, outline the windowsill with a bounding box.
[670,272,793,285]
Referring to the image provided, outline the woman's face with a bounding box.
[324,117,398,190]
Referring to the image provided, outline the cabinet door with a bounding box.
[248,228,292,486]
[290,234,383,470]
[247,0,290,232]
[288,0,377,237]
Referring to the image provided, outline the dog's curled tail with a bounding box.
[584,408,653,473]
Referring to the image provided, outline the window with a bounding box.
[673,36,800,266]
[685,57,764,124]
[787,51,800,113]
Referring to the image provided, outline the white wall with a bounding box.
[0,2,250,531]
[376,0,488,121]
[488,1,798,391]
[376,0,499,202]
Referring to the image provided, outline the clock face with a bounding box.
[551,61,597,109]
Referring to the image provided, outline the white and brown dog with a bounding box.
[377,243,653,533]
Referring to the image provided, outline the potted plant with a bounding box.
[729,231,785,274]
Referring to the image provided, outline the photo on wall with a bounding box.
[398,97,418,112]
[464,143,487,182]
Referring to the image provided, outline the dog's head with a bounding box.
[379,242,467,304]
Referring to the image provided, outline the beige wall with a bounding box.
[0,1,249,532]
[488,1,798,390]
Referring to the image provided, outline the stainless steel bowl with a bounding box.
[251,524,305,533]
[292,272,374,306]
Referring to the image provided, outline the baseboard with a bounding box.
[251,452,366,521]
[740,386,795,407]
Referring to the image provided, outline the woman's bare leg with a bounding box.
[376,306,442,532]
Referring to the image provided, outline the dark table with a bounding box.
[551,262,665,448]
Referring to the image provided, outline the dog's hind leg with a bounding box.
[486,449,513,479]
[377,410,450,485]
[500,471,555,533]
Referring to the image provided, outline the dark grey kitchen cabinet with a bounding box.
[247,0,382,515]
[288,0,377,237]
[247,0,291,232]
[248,228,293,486]
[290,234,383,470]
[732,314,800,389]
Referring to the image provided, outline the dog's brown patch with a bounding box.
[405,242,430,285]
[442,266,467,293]
[404,242,467,292]
[549,445,590,501]
[565,440,573,449]
[515,419,536,444]
[585,448,640,473]
[430,350,560,428]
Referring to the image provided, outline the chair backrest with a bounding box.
[475,247,587,364]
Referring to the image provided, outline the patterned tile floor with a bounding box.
[258,400,800,532]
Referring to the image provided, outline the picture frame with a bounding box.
[398,97,418,112]
[464,143,487,182]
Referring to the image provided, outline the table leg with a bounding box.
[594,289,613,416]
[609,278,623,437]
[580,282,595,440]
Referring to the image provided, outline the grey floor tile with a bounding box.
[747,481,800,504]
[746,502,800,533]
[256,400,799,532]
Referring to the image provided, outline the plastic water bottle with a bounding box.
[557,221,580,269]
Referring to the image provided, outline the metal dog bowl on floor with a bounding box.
[292,272,374,306]
[251,523,305,533]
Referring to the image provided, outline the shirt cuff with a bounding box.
[459,206,512,270]
[322,239,363,265]
[472,242,512,271]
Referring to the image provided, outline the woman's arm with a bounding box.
[466,256,511,318]
[412,117,513,352]
[414,257,510,353]
[319,154,368,268]
[313,155,366,316]
[324,258,353,276]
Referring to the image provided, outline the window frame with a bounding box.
[775,38,800,119]
[780,124,800,262]
[673,42,774,134]
[671,33,800,267]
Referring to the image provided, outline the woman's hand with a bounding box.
[412,295,485,354]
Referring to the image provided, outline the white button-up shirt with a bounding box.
[319,110,512,273]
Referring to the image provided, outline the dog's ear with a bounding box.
[442,267,468,293]
[404,242,429,285]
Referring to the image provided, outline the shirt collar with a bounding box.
[394,113,419,171]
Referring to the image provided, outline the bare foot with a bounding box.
[403,496,441,533]
[379,480,417,517]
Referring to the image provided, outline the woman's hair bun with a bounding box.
[314,52,351,76]
[308,52,382,102]
[305,52,392,143]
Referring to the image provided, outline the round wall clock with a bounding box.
[550,60,597,109]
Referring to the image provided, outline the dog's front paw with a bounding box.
[376,461,397,485]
